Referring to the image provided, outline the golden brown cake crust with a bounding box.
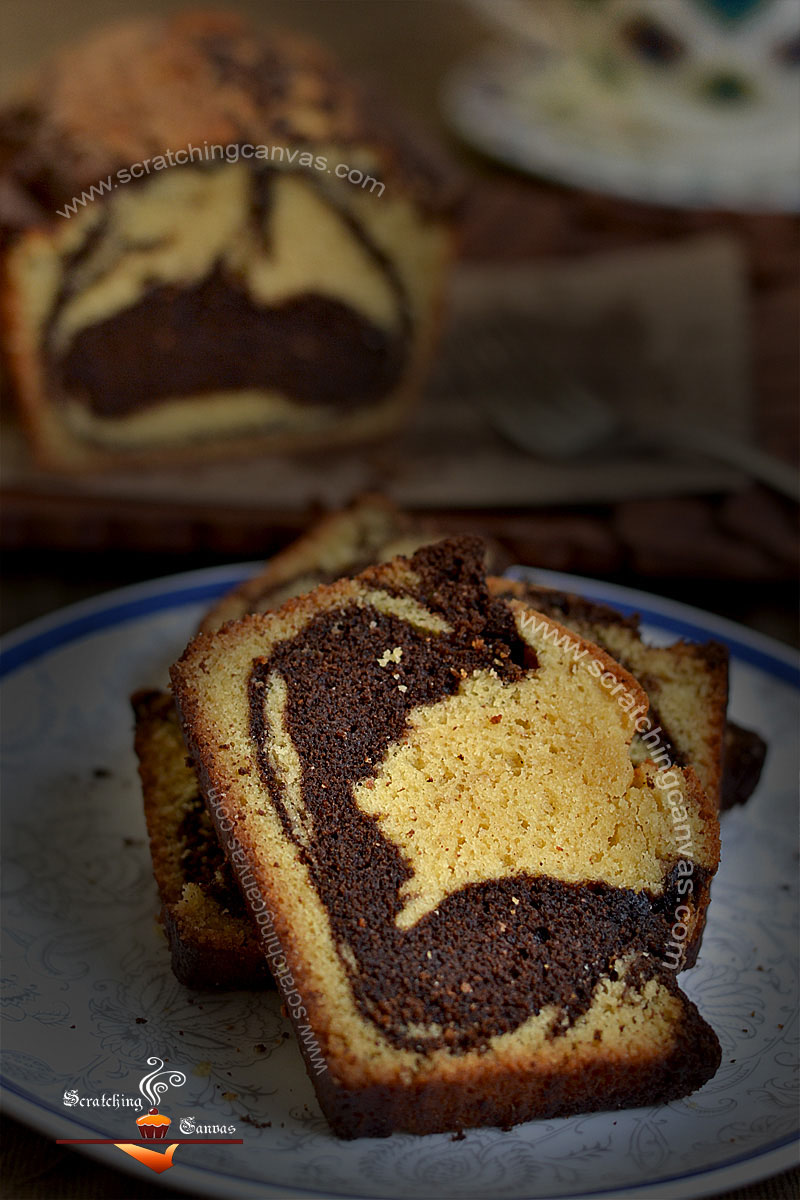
[200,494,435,634]
[0,11,460,230]
[310,998,722,1137]
[132,688,272,989]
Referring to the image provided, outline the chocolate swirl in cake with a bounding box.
[56,267,406,417]
[175,794,248,914]
[44,165,412,420]
[246,543,709,1054]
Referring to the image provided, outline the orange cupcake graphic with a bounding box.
[136,1107,172,1140]
[135,1056,186,1140]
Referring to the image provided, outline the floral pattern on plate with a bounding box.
[1,569,797,1198]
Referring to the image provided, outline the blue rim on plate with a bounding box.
[2,563,798,686]
[1,563,798,1200]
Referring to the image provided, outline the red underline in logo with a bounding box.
[56,1139,244,1144]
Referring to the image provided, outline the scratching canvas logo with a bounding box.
[114,1058,186,1173]
[59,1056,242,1174]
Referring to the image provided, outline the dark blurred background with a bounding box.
[2,0,798,644]
[1,5,799,1196]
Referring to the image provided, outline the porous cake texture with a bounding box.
[171,537,721,1137]
[0,11,458,468]
[491,581,730,812]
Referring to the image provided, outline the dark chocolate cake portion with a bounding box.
[57,263,408,418]
[172,538,721,1137]
[721,721,768,810]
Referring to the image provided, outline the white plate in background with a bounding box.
[443,45,800,212]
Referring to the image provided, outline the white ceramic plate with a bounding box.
[1,564,798,1199]
[442,46,800,212]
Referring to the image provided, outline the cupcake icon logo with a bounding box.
[134,1057,187,1141]
[112,1057,187,1173]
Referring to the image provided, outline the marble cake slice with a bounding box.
[0,11,458,469]
[171,537,721,1137]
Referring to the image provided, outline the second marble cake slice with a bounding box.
[171,538,721,1137]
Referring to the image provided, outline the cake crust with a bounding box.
[200,493,435,634]
[0,12,460,228]
[132,688,272,989]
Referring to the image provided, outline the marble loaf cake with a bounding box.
[137,507,759,992]
[0,11,459,469]
[171,538,721,1137]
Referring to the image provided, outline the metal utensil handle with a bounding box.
[666,426,800,503]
